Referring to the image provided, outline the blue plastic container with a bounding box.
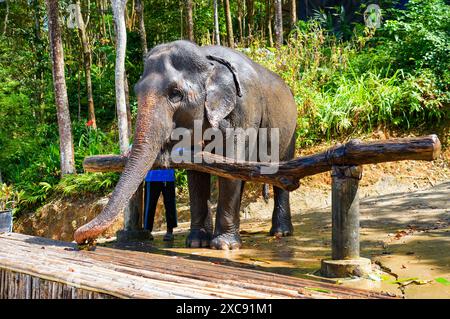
[0,210,13,233]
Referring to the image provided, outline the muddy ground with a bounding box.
[15,143,450,298]
[144,181,449,299]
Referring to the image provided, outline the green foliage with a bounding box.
[19,182,53,209]
[380,0,450,87]
[312,5,353,40]
[245,11,449,148]
[0,183,24,215]
[175,169,188,191]
[72,121,120,169]
[0,0,448,216]
[12,124,120,214]
[53,173,120,197]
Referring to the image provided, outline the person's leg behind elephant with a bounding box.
[144,181,163,239]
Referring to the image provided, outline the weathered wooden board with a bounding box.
[0,233,396,299]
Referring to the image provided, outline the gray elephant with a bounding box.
[74,40,297,250]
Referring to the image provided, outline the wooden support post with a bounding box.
[331,165,362,259]
[321,165,372,278]
[116,182,152,242]
[125,181,144,231]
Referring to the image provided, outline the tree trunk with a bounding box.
[259,2,265,40]
[111,0,130,154]
[3,0,9,35]
[33,0,45,120]
[237,0,244,44]
[105,0,114,46]
[135,0,147,59]
[125,0,135,31]
[290,0,297,28]
[274,0,283,47]
[76,1,97,129]
[206,29,211,45]
[213,0,220,46]
[246,0,254,43]
[184,0,194,42]
[85,0,91,26]
[124,71,132,139]
[77,59,82,121]
[224,0,234,47]
[45,0,76,175]
[266,0,274,47]
[96,0,108,67]
[98,0,107,39]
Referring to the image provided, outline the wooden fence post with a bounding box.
[116,182,152,242]
[321,165,372,278]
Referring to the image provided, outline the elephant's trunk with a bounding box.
[74,93,171,244]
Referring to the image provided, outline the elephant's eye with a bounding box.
[168,88,183,103]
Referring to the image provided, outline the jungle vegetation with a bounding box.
[0,0,448,215]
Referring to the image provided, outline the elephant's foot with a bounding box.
[270,220,294,237]
[186,229,212,248]
[211,233,242,250]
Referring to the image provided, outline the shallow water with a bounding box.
[109,182,450,299]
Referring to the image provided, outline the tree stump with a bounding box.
[116,182,152,242]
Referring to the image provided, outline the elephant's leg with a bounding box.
[270,134,295,236]
[186,170,213,248]
[270,186,294,236]
[211,177,244,250]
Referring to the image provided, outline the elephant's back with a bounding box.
[200,45,297,114]
[200,45,261,82]
[201,45,282,83]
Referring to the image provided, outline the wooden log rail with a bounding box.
[83,135,441,191]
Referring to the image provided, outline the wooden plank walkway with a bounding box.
[0,233,395,299]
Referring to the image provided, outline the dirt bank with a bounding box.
[13,194,122,242]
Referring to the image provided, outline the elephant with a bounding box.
[74,40,298,250]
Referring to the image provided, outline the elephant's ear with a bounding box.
[204,55,242,128]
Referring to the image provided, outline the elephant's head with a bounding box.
[74,40,242,244]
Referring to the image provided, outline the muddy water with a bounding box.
[110,181,450,299]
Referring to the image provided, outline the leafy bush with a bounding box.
[72,121,120,169]
[380,0,450,87]
[245,14,448,147]
[175,169,188,191]
[0,183,24,215]
[53,173,120,197]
